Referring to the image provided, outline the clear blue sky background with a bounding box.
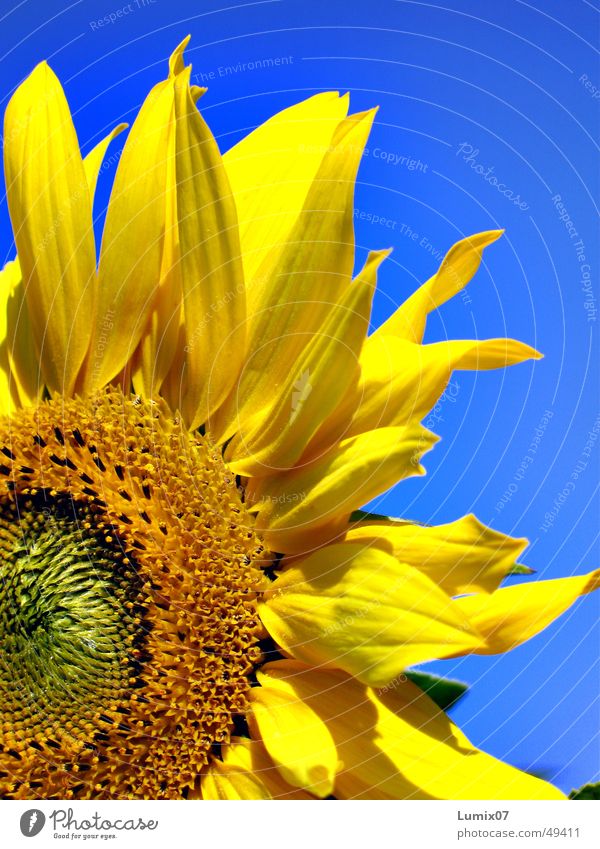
[1,0,598,794]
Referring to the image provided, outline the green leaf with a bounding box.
[569,782,600,800]
[507,563,536,576]
[405,671,468,711]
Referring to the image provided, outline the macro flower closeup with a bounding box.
[0,37,597,801]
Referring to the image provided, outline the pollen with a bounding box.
[0,389,267,799]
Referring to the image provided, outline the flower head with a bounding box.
[0,37,597,800]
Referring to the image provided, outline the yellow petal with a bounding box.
[79,75,175,393]
[4,62,96,396]
[248,685,337,797]
[260,661,566,800]
[213,737,314,800]
[454,569,600,654]
[81,39,245,418]
[428,337,542,369]
[80,39,195,397]
[355,336,541,434]
[131,62,182,401]
[83,123,127,201]
[0,261,19,414]
[202,762,272,800]
[1,258,40,409]
[376,230,503,343]
[0,123,120,412]
[260,542,481,685]
[0,372,9,418]
[168,34,190,76]
[247,424,438,554]
[249,107,375,315]
[211,108,376,445]
[307,335,541,455]
[225,250,387,475]
[130,274,182,400]
[345,515,529,596]
[170,64,246,428]
[223,91,349,288]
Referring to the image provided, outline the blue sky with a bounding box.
[0,0,598,794]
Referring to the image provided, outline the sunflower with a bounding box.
[0,37,597,801]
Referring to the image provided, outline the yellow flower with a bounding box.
[0,37,596,800]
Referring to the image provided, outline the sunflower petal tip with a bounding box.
[190,85,207,103]
[479,230,503,248]
[27,60,56,87]
[335,91,351,116]
[586,569,600,592]
[112,122,129,137]
[463,229,504,250]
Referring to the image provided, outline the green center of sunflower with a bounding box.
[0,493,146,745]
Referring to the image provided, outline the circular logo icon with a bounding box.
[20,810,46,837]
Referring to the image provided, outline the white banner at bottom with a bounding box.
[1,799,598,848]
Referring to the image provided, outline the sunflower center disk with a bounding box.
[0,391,266,799]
